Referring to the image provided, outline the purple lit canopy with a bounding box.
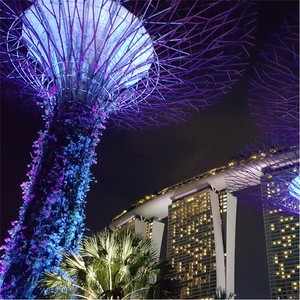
[2,0,256,127]
[225,145,299,214]
[249,14,299,146]
[0,0,256,298]
[225,14,300,215]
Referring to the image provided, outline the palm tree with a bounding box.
[214,287,236,299]
[40,229,176,299]
[146,260,178,299]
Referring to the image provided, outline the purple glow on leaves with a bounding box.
[0,104,106,298]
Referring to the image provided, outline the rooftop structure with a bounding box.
[225,145,299,214]
[111,147,299,230]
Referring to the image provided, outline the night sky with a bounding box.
[0,1,298,297]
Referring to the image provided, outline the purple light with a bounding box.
[21,0,155,92]
[0,0,256,297]
[249,14,299,146]
[2,0,257,128]
[227,14,300,216]
[225,145,300,214]
[288,175,300,201]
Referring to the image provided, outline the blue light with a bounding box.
[288,175,300,201]
[21,0,154,95]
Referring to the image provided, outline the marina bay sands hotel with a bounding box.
[110,148,299,299]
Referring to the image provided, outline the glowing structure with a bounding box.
[226,15,299,213]
[0,0,255,297]
[289,176,300,201]
[225,146,300,299]
[230,14,300,212]
[225,145,299,214]
[226,16,300,292]
[249,15,299,146]
[112,150,300,298]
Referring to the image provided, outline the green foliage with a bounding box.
[40,229,176,299]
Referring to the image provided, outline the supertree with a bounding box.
[226,14,299,213]
[248,14,299,146]
[225,144,299,213]
[0,0,256,297]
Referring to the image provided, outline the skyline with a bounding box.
[1,0,298,242]
[109,147,299,298]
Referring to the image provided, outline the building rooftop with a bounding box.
[110,146,298,230]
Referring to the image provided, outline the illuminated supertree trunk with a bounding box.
[1,103,106,297]
[0,0,256,297]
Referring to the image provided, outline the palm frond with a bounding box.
[38,228,176,299]
[40,272,74,299]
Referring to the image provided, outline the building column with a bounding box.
[210,189,226,291]
[226,192,237,296]
[135,218,165,260]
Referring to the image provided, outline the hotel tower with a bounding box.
[110,148,299,299]
[261,165,299,299]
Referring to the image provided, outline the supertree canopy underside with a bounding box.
[6,0,155,117]
[249,14,299,145]
[225,145,300,215]
[225,15,300,217]
[2,0,256,127]
[288,175,300,201]
[0,0,256,298]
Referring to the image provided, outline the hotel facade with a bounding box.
[110,148,299,299]
[261,165,299,299]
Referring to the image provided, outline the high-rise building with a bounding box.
[110,164,239,298]
[110,148,299,299]
[167,187,237,298]
[111,195,165,259]
[261,166,300,299]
